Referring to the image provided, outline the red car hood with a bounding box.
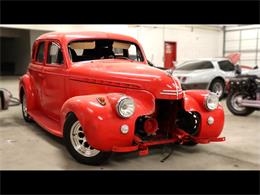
[69,60,183,99]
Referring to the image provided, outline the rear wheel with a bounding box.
[64,113,111,165]
[226,92,255,116]
[21,92,33,122]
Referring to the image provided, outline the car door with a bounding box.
[41,40,66,121]
[28,41,45,111]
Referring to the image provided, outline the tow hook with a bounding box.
[177,134,191,144]
[138,146,149,156]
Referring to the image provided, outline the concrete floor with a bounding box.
[1,76,260,170]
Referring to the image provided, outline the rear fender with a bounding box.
[60,91,155,151]
[19,74,37,111]
[182,90,224,139]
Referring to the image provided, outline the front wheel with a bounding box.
[64,113,111,165]
[226,92,255,116]
[209,79,225,99]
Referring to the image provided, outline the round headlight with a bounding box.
[205,92,219,111]
[116,96,135,118]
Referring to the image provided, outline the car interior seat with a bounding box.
[68,48,78,62]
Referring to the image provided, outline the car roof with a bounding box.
[183,58,228,62]
[177,58,230,66]
[36,31,139,45]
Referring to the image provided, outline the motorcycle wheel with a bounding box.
[226,91,255,116]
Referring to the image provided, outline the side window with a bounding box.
[36,42,45,63]
[47,42,63,65]
[31,42,37,61]
[218,60,235,72]
[113,44,144,62]
[200,61,214,69]
[128,45,143,62]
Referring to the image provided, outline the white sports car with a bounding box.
[172,58,240,99]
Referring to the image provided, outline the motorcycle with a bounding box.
[226,65,260,116]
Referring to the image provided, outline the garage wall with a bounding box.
[131,26,223,67]
[0,28,31,75]
[134,27,164,67]
[0,25,224,70]
[224,25,260,67]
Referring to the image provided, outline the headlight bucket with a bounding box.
[116,96,135,118]
[205,92,219,111]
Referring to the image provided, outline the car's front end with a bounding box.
[62,60,225,157]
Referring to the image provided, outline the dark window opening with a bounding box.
[31,42,37,61]
[68,39,144,63]
[36,42,45,63]
[47,42,63,65]
[218,60,235,72]
[176,61,214,70]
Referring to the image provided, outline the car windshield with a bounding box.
[68,39,144,63]
[176,61,214,70]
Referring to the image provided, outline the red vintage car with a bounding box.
[19,31,225,165]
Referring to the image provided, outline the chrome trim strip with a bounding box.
[161,89,182,93]
[160,91,183,96]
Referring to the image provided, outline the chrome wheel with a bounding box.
[212,82,223,98]
[22,94,28,117]
[231,93,247,112]
[70,121,100,157]
[226,92,255,116]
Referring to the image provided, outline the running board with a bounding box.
[29,110,62,137]
[240,100,260,109]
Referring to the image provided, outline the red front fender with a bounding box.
[182,90,225,139]
[60,91,155,151]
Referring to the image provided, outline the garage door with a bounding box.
[224,27,260,68]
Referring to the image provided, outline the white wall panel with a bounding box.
[241,40,257,50]
[225,31,240,41]
[225,40,239,51]
[135,27,164,66]
[241,29,257,39]
[240,60,257,67]
[240,52,256,60]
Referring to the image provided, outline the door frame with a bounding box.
[164,41,177,69]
